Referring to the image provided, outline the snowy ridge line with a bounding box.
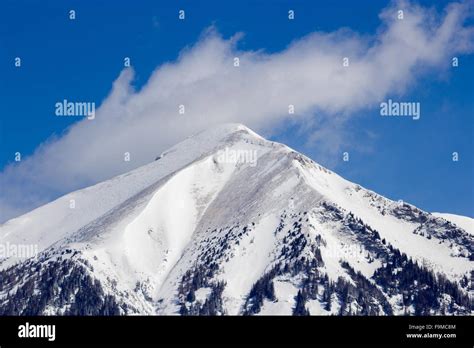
[0,123,472,315]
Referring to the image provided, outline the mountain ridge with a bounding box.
[0,123,472,315]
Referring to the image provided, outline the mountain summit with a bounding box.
[0,124,472,315]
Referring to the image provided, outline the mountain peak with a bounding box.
[0,123,472,316]
[190,122,265,144]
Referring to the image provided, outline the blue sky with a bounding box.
[1,0,473,219]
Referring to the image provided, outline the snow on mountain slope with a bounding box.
[433,213,474,236]
[0,124,255,262]
[0,124,472,316]
[298,163,473,278]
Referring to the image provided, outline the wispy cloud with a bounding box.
[1,0,473,222]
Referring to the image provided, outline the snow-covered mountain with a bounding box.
[0,124,472,315]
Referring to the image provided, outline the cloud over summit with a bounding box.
[1,0,473,222]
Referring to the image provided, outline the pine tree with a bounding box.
[293,290,310,316]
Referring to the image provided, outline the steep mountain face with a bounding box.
[0,124,472,316]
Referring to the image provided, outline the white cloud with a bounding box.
[1,0,473,222]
